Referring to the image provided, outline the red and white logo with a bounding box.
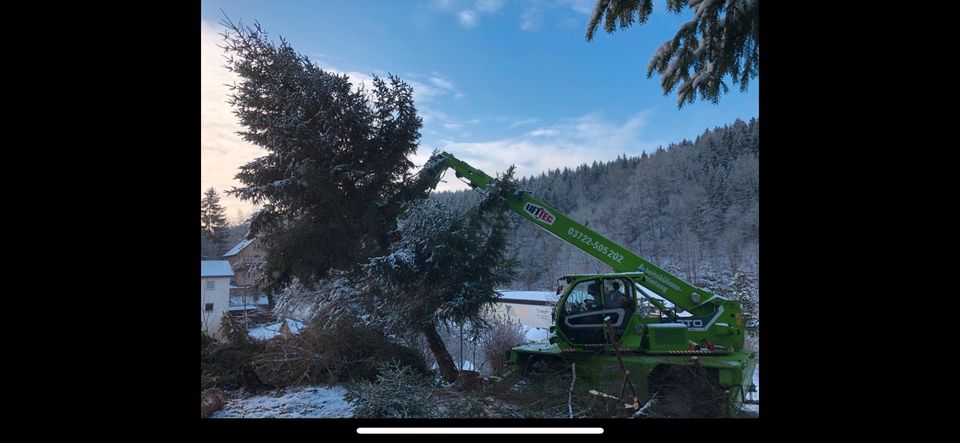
[523,202,556,225]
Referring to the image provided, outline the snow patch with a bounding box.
[248,318,306,340]
[211,385,353,418]
[522,325,551,343]
[741,362,760,414]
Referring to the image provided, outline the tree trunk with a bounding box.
[421,322,458,382]
[241,363,273,393]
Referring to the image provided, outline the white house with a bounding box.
[494,291,559,329]
[201,260,235,339]
[222,238,266,301]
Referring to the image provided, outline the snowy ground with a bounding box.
[741,363,760,415]
[208,365,757,418]
[522,325,551,343]
[248,318,306,341]
[211,385,353,418]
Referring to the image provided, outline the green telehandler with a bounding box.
[387,151,758,416]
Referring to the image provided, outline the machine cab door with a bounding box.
[558,277,635,346]
[601,277,634,336]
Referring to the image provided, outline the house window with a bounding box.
[206,280,215,290]
[205,303,214,312]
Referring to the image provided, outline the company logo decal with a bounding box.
[523,202,556,225]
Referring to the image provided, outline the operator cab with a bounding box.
[556,274,636,346]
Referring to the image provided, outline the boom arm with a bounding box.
[412,151,725,316]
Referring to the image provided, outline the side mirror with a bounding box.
[556,284,563,295]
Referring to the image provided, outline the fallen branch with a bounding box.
[604,317,639,410]
[588,389,619,400]
[632,393,658,417]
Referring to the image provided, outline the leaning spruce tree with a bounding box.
[363,170,520,382]
[220,19,422,295]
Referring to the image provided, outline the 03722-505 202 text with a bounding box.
[567,227,623,263]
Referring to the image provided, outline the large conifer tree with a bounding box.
[221,19,422,294]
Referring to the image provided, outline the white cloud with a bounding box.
[424,0,594,31]
[506,117,540,128]
[426,111,663,190]
[397,72,468,128]
[475,0,504,13]
[403,72,463,101]
[458,10,478,28]
[520,6,543,31]
[559,17,582,28]
[429,75,455,91]
[555,0,595,15]
[522,1,595,32]
[408,79,444,103]
[426,0,500,29]
[529,128,559,137]
[420,105,465,133]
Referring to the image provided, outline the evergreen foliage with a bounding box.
[730,268,757,335]
[586,0,759,107]
[362,168,520,380]
[201,187,230,257]
[345,362,441,418]
[220,19,422,294]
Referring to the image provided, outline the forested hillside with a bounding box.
[434,118,759,298]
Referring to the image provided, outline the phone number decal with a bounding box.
[567,227,624,263]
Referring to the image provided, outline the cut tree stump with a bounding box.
[454,370,482,392]
[201,388,226,418]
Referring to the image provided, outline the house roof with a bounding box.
[223,238,254,257]
[496,291,559,306]
[497,291,559,303]
[201,260,234,277]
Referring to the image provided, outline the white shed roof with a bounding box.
[497,291,559,303]
[201,260,234,277]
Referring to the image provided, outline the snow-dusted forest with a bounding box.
[436,118,759,299]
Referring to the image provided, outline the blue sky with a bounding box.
[201,0,758,221]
